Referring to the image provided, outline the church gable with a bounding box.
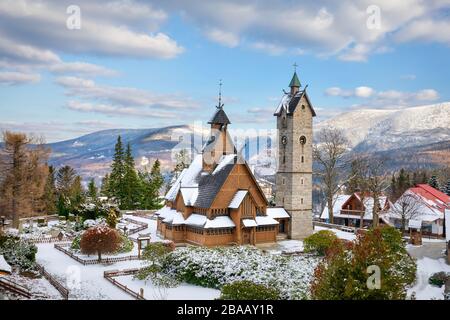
[209,162,267,211]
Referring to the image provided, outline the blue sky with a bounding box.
[1,0,450,142]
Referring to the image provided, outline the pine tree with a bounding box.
[70,176,84,213]
[43,165,57,214]
[347,159,361,194]
[149,159,164,208]
[87,178,98,201]
[390,174,397,201]
[428,175,439,190]
[100,174,110,197]
[121,143,141,210]
[109,136,126,205]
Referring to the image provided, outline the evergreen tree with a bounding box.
[149,159,164,208]
[43,165,57,214]
[428,175,439,190]
[87,178,98,201]
[347,159,361,194]
[70,176,84,213]
[100,173,110,197]
[122,143,140,209]
[390,174,397,201]
[109,136,126,205]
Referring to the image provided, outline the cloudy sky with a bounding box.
[1,0,450,142]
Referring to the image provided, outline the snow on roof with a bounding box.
[320,194,352,220]
[0,255,11,274]
[204,216,235,229]
[184,214,207,227]
[172,212,186,225]
[180,187,199,206]
[212,154,236,175]
[242,219,258,227]
[155,206,176,218]
[274,93,291,115]
[228,190,248,209]
[408,219,422,229]
[165,155,204,201]
[267,207,290,219]
[255,216,279,226]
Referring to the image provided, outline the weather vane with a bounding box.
[216,79,224,109]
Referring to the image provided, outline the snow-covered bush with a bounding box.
[116,234,133,253]
[164,246,320,300]
[0,235,37,271]
[220,280,281,300]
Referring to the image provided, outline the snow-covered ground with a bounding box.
[114,275,220,300]
[1,272,62,300]
[314,225,357,241]
[408,257,450,300]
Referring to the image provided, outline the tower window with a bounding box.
[301,178,304,185]
[301,156,304,163]
[302,105,305,110]
[282,116,287,128]
[301,198,304,204]
[282,178,285,185]
[299,136,306,145]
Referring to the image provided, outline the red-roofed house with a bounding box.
[383,184,450,237]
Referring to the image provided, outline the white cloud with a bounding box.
[49,62,118,77]
[250,42,286,55]
[205,29,239,47]
[395,18,450,44]
[157,0,450,61]
[0,71,40,85]
[325,85,439,107]
[354,86,375,98]
[0,0,183,61]
[55,76,199,110]
[66,100,178,119]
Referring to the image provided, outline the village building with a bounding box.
[320,193,388,228]
[383,184,450,237]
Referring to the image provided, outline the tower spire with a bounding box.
[216,79,224,109]
[289,63,301,94]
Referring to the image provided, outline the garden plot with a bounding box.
[1,272,62,300]
[36,243,142,300]
[112,275,220,300]
[122,214,161,242]
[165,246,320,300]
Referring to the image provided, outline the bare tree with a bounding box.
[0,131,49,227]
[389,193,422,233]
[357,156,389,228]
[313,128,349,224]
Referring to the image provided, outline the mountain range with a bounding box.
[44,102,450,182]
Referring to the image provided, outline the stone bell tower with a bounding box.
[274,70,316,240]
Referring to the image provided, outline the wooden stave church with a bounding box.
[155,92,291,246]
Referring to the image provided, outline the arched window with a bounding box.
[301,156,304,163]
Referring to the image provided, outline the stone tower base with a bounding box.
[289,210,313,240]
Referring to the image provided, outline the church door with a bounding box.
[242,229,251,245]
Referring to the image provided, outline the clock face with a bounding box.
[299,135,306,145]
[281,136,288,145]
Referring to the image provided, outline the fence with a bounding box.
[36,263,69,300]
[27,236,73,244]
[123,218,148,235]
[54,244,140,265]
[0,277,31,299]
[104,269,145,300]
[313,221,356,233]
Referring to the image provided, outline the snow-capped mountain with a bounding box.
[315,102,450,152]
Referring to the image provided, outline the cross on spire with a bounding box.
[216,79,224,109]
[293,62,298,72]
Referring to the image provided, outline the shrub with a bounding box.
[80,224,121,261]
[428,272,449,287]
[220,280,281,300]
[0,235,37,271]
[310,226,416,300]
[117,234,133,253]
[106,207,120,228]
[304,230,338,255]
[71,234,82,250]
[136,242,176,285]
